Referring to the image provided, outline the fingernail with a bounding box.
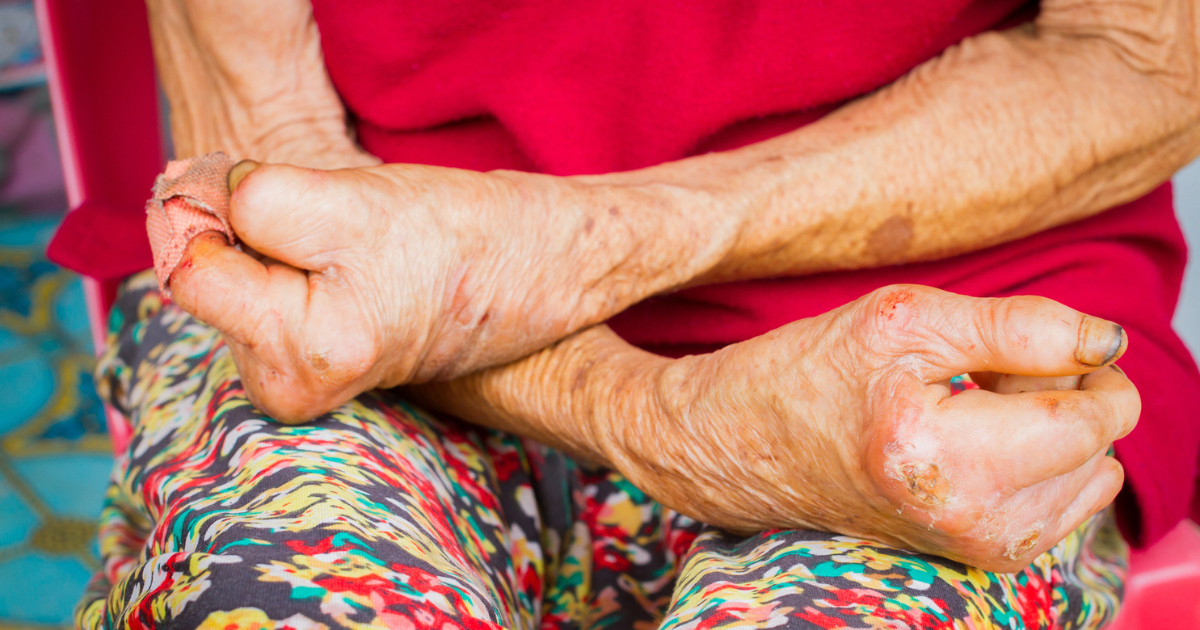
[1075,316,1126,367]
[228,159,261,193]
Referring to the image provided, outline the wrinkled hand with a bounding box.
[169,161,634,422]
[598,285,1137,572]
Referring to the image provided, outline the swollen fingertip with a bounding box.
[228,159,261,193]
[1098,457,1124,503]
[1074,316,1126,368]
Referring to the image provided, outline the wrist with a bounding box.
[584,344,713,505]
[529,169,744,318]
[405,325,673,470]
[571,151,822,290]
[248,114,381,170]
[579,339,678,470]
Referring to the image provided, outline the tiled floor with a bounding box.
[0,211,110,629]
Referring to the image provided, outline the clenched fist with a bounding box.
[586,286,1137,572]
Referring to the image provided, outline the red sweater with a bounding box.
[309,0,1199,547]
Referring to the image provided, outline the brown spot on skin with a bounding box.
[584,217,595,233]
[899,461,950,506]
[608,206,620,216]
[866,216,915,263]
[879,289,914,321]
[1039,394,1062,419]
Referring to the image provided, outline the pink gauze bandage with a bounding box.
[145,152,238,296]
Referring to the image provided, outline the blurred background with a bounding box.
[0,2,111,629]
[1174,162,1200,353]
[0,1,1196,627]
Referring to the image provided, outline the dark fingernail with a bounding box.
[228,159,261,193]
[1075,316,1126,367]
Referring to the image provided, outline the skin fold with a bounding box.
[146,0,1195,570]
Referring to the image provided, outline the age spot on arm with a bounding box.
[865,215,915,264]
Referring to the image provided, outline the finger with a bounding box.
[227,159,260,192]
[989,451,1121,569]
[228,162,371,270]
[874,287,1128,381]
[170,231,307,346]
[1078,364,1140,440]
[936,365,1139,488]
[973,373,1082,394]
[1045,455,1124,547]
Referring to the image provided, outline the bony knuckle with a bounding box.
[860,284,928,342]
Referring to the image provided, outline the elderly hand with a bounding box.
[585,285,1137,572]
[169,160,702,422]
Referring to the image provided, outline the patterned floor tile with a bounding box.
[0,211,111,629]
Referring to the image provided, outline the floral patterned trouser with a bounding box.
[77,272,1127,630]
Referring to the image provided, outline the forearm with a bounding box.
[146,0,377,168]
[414,2,1198,461]
[406,325,669,467]
[562,0,1200,294]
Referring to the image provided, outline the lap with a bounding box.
[79,273,1126,630]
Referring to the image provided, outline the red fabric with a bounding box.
[47,199,154,280]
[42,0,164,283]
[310,0,1199,546]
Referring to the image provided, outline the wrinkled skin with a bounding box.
[413,286,1136,573]
[595,287,1137,573]
[175,162,705,420]
[152,0,1195,570]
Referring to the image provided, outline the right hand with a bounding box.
[598,285,1138,572]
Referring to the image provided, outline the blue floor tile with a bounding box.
[1,209,111,629]
[0,552,93,626]
[0,354,55,433]
[10,455,111,519]
[0,479,39,549]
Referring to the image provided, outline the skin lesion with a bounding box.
[892,460,952,508]
[305,351,330,374]
[1003,521,1044,561]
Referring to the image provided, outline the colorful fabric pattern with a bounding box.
[78,272,1128,630]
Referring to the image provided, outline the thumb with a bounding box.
[227,161,370,271]
[878,287,1127,382]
